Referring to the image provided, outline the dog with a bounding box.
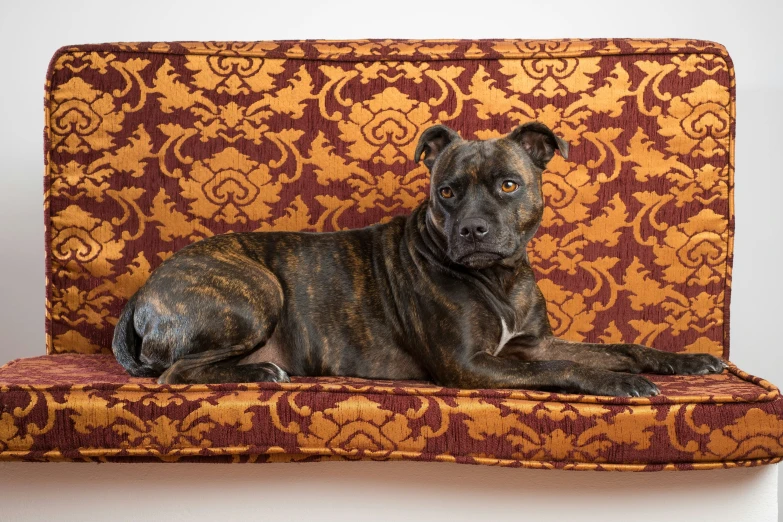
[112,122,725,396]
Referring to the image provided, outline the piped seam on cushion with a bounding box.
[48,39,732,62]
[0,448,779,471]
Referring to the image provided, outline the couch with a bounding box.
[1,38,781,470]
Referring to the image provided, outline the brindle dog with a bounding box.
[112,122,725,396]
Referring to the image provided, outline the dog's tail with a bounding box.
[112,293,158,378]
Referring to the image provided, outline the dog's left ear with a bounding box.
[414,125,461,171]
[507,122,569,168]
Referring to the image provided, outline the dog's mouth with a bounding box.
[456,251,504,269]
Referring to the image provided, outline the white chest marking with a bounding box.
[493,318,518,356]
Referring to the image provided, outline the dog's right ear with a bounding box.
[414,125,461,171]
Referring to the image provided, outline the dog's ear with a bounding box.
[414,125,461,171]
[507,122,569,168]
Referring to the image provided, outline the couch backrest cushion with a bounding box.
[44,39,734,357]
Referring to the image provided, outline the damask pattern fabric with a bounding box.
[1,354,782,468]
[0,39,778,468]
[44,39,733,358]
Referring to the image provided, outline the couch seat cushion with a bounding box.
[0,355,781,470]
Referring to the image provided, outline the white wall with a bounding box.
[0,462,777,522]
[0,0,780,520]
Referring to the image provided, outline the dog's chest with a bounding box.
[493,318,522,356]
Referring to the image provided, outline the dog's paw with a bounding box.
[583,373,660,397]
[257,362,291,383]
[655,353,727,375]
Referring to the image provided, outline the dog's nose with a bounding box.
[459,218,489,240]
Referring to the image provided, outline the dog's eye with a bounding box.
[439,187,454,199]
[501,180,519,193]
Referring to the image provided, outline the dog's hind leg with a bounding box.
[157,344,291,384]
[130,244,291,384]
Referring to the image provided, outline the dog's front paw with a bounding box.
[655,353,727,375]
[580,372,660,397]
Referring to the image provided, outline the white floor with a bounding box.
[0,461,776,521]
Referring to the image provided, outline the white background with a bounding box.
[0,0,780,520]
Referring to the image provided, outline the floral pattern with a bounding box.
[43,39,736,357]
[0,355,781,468]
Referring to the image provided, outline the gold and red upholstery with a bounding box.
[1,39,781,469]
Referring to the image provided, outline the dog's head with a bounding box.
[414,122,568,270]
